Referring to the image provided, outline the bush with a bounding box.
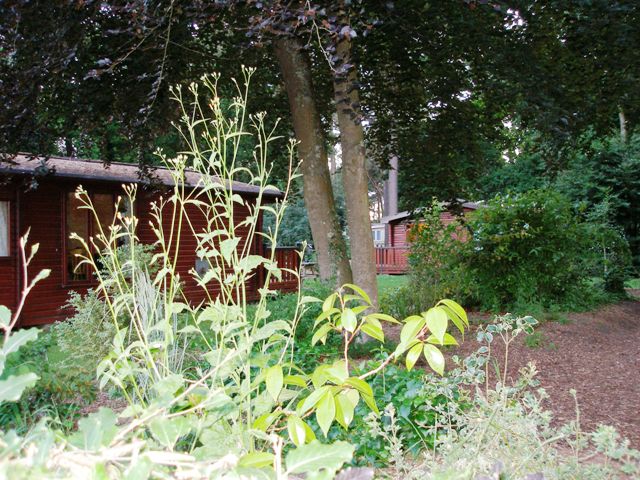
[0,327,95,433]
[53,290,115,372]
[465,189,633,310]
[581,201,633,293]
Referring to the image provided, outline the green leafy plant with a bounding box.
[0,231,49,404]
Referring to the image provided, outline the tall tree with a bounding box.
[274,37,352,283]
[331,6,378,306]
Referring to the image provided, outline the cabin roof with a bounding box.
[380,201,480,224]
[0,154,282,198]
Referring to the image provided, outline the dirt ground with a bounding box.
[441,292,640,449]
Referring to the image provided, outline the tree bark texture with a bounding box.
[274,37,353,285]
[333,33,378,308]
[619,107,628,143]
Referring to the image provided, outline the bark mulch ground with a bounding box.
[443,293,640,449]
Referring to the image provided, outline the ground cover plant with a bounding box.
[0,71,470,479]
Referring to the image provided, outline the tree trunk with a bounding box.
[274,37,353,285]
[619,107,628,143]
[333,33,378,308]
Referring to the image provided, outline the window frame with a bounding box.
[0,199,11,259]
[62,189,119,286]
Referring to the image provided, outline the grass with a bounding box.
[377,274,408,296]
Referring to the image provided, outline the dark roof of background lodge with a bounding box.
[0,154,282,198]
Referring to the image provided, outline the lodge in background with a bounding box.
[0,154,299,327]
[373,202,480,274]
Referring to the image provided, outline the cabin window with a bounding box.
[65,192,116,283]
[0,201,9,257]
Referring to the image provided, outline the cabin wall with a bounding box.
[136,190,261,306]
[19,182,89,325]
[390,223,407,247]
[5,179,281,326]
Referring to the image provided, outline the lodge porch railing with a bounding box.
[375,246,409,274]
[268,246,301,292]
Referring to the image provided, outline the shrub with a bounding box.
[0,327,94,433]
[580,201,633,293]
[380,203,474,318]
[465,189,633,311]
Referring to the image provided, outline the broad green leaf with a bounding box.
[351,305,369,315]
[152,374,184,398]
[254,320,291,342]
[2,328,39,356]
[298,386,329,415]
[426,333,459,346]
[252,411,281,431]
[265,365,284,402]
[366,312,401,324]
[237,255,265,273]
[0,306,11,328]
[361,393,380,415]
[0,373,38,402]
[344,377,374,398]
[334,391,356,429]
[287,415,308,446]
[439,304,466,336]
[425,307,448,345]
[285,441,354,476]
[123,457,152,480]
[343,283,372,305]
[438,299,469,326]
[325,360,349,385]
[400,315,426,345]
[314,308,339,328]
[219,238,240,263]
[149,416,192,448]
[365,316,382,329]
[238,452,275,468]
[70,408,118,450]
[361,323,384,342]
[340,309,358,333]
[284,375,308,388]
[169,302,188,314]
[311,365,331,389]
[423,344,445,375]
[322,293,337,313]
[316,391,336,436]
[405,342,423,371]
[311,323,332,346]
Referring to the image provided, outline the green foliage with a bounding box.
[379,204,474,318]
[0,328,93,434]
[555,132,640,268]
[52,290,115,372]
[0,73,470,478]
[466,189,630,310]
[324,362,464,466]
[483,130,640,269]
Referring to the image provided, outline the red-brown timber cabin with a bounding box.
[0,154,299,327]
[374,202,480,274]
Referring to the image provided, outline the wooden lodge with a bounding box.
[374,202,479,274]
[0,155,299,327]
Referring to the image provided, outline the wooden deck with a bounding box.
[375,246,409,274]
